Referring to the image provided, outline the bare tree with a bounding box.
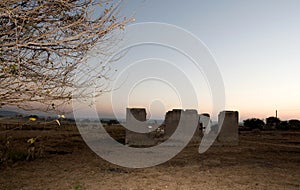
[0,0,132,111]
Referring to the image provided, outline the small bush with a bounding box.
[7,149,27,162]
[266,117,281,130]
[74,184,83,190]
[277,121,290,130]
[288,119,300,130]
[243,118,265,130]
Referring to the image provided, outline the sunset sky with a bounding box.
[83,0,300,121]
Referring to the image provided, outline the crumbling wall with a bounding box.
[164,109,182,138]
[125,108,239,147]
[164,109,201,143]
[125,108,157,147]
[216,111,239,146]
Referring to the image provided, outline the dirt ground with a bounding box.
[0,120,299,190]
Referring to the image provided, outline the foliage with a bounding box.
[276,119,300,130]
[74,184,83,190]
[0,0,132,111]
[243,118,265,130]
[0,135,27,163]
[0,132,44,163]
[288,119,300,130]
[7,149,28,162]
[265,116,281,130]
[277,120,290,130]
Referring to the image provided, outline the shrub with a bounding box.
[277,121,290,130]
[265,117,281,130]
[288,119,300,130]
[243,118,265,130]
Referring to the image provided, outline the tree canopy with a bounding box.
[265,116,281,130]
[0,0,131,111]
[243,118,265,130]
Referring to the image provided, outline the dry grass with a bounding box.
[0,119,299,190]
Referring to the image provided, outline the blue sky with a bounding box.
[90,0,300,121]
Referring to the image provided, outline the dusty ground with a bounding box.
[0,120,299,190]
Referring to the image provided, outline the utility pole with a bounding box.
[275,110,278,118]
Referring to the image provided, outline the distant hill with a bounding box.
[0,110,20,117]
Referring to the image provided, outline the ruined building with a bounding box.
[125,108,239,147]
